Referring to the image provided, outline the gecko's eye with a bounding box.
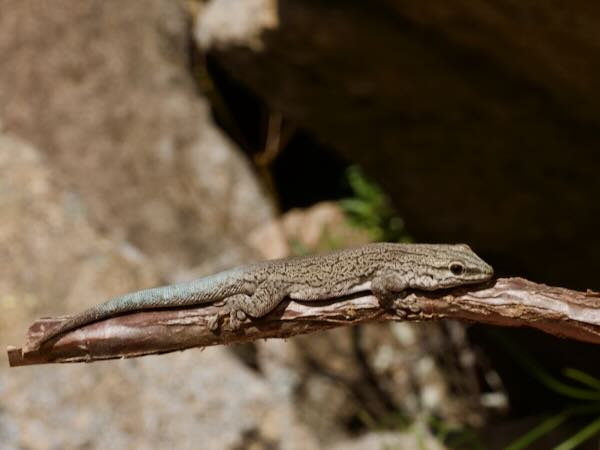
[449,262,465,276]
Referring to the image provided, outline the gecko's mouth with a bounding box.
[468,262,494,280]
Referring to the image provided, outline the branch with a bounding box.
[7,277,600,366]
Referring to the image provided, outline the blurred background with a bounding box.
[1,1,599,449]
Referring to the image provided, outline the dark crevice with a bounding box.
[204,54,352,211]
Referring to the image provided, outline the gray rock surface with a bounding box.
[0,0,273,274]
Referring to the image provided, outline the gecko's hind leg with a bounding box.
[208,283,288,331]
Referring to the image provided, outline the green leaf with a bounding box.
[489,332,600,401]
[346,166,383,202]
[340,165,411,243]
[563,368,600,391]
[553,415,600,450]
[504,411,570,450]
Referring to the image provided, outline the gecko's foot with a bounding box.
[392,306,408,320]
[379,292,415,320]
[207,309,248,331]
[207,294,252,331]
[373,290,409,315]
[373,291,396,310]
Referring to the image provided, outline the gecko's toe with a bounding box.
[207,315,220,331]
[228,310,247,330]
[393,307,408,320]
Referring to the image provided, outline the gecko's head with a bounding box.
[416,243,494,289]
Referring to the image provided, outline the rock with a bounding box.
[0,0,274,275]
[197,0,600,289]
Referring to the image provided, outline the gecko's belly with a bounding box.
[289,280,372,300]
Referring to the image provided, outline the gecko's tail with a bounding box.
[25,268,246,352]
[25,307,109,352]
[24,289,157,352]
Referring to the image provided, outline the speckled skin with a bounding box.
[30,243,493,349]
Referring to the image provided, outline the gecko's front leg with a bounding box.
[371,273,409,317]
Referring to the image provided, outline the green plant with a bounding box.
[339,166,410,242]
[428,415,487,450]
[492,332,600,450]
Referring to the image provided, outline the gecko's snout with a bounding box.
[473,259,494,282]
[484,263,494,277]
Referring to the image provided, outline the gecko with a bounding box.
[27,243,493,350]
